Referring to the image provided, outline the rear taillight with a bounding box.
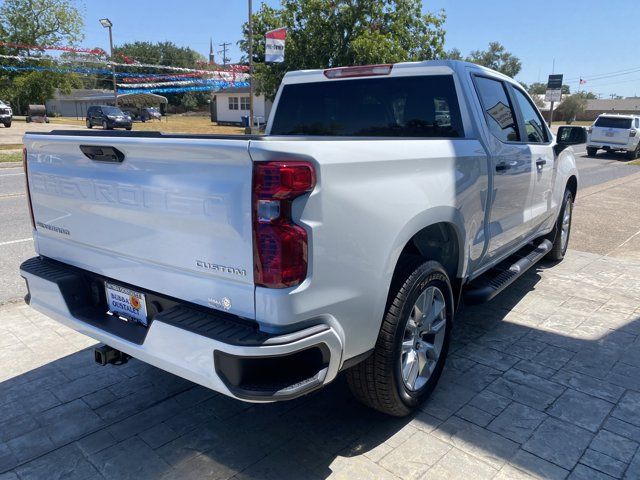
[253,161,316,288]
[23,148,35,229]
[630,129,637,137]
[587,127,592,134]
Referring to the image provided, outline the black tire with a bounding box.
[86,119,92,129]
[346,260,453,416]
[3,121,10,128]
[125,126,132,131]
[102,121,111,130]
[586,147,597,157]
[546,189,574,261]
[626,144,640,160]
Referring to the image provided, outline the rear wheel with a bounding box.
[547,189,573,261]
[586,147,597,157]
[346,260,453,416]
[626,144,640,160]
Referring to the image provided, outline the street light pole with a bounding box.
[99,18,118,107]
[248,0,254,133]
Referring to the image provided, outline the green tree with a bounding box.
[555,93,590,124]
[0,0,83,48]
[0,0,84,113]
[466,42,521,77]
[114,41,210,109]
[240,0,446,100]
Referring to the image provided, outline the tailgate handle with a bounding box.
[80,145,125,163]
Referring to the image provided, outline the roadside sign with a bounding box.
[545,89,562,102]
[547,74,563,90]
[265,27,286,63]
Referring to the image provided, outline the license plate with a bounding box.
[105,282,148,326]
[606,131,614,137]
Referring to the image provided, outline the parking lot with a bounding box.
[2,124,640,479]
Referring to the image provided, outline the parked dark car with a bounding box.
[122,106,162,122]
[86,105,132,130]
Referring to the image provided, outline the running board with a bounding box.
[464,239,553,305]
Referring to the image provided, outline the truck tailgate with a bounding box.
[24,133,256,319]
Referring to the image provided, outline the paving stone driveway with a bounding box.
[1,248,640,480]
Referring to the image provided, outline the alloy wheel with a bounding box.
[401,286,447,392]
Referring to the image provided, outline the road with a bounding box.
[1,143,639,304]
[0,120,85,144]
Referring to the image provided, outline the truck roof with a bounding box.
[281,60,517,86]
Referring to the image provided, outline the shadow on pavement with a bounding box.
[1,256,640,479]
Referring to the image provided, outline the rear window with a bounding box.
[270,75,464,138]
[595,117,632,129]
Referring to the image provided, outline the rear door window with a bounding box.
[595,117,632,129]
[270,75,464,137]
[474,76,520,142]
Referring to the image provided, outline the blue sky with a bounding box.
[82,0,640,97]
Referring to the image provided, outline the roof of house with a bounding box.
[215,86,251,95]
[586,98,640,112]
[51,89,168,105]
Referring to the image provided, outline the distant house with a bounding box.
[212,86,272,126]
[46,89,168,118]
[535,94,640,122]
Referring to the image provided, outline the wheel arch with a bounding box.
[383,209,467,315]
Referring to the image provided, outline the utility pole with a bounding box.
[218,42,231,67]
[99,18,118,107]
[610,93,617,100]
[248,0,254,133]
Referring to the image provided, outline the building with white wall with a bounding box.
[212,86,271,126]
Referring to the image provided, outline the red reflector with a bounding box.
[23,148,35,229]
[253,161,316,288]
[324,64,393,79]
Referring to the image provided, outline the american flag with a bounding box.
[580,78,587,85]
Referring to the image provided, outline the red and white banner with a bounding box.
[265,28,286,63]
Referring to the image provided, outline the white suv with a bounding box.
[587,114,640,159]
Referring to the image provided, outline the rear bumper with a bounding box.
[20,256,343,402]
[587,141,635,151]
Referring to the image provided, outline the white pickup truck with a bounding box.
[21,61,579,416]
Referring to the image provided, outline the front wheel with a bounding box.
[3,121,10,128]
[547,189,574,261]
[347,260,453,416]
[86,119,92,129]
[626,144,640,160]
[586,147,597,157]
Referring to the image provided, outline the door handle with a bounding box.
[536,158,547,171]
[495,163,511,172]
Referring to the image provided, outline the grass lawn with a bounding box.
[0,144,22,150]
[49,115,245,135]
[0,152,22,163]
[629,159,640,166]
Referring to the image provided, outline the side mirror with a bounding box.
[555,126,587,155]
[557,126,587,145]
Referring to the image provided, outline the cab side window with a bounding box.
[512,88,548,143]
[636,118,639,128]
[474,76,520,142]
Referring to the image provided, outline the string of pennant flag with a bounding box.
[0,31,286,95]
